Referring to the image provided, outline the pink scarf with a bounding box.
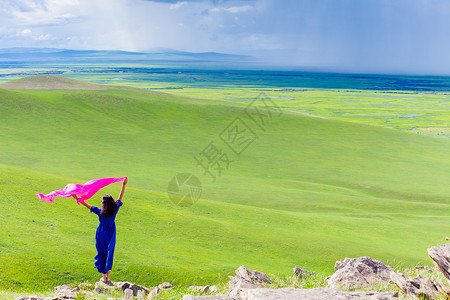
[36,177,127,205]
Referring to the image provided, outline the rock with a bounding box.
[328,256,394,290]
[188,285,210,293]
[183,295,232,300]
[227,266,271,298]
[390,270,441,300]
[239,287,398,299]
[93,287,107,294]
[15,298,61,300]
[147,282,173,299]
[94,282,109,294]
[53,284,80,298]
[428,244,450,282]
[209,285,219,293]
[158,282,173,290]
[183,288,398,300]
[124,288,134,300]
[54,285,72,294]
[115,282,150,296]
[137,290,146,299]
[433,279,450,297]
[78,283,93,291]
[235,266,271,285]
[147,286,161,299]
[293,267,315,279]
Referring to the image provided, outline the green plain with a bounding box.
[0,75,448,293]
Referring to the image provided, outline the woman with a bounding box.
[73,177,128,283]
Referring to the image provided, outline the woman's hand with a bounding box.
[118,177,127,201]
[72,195,79,200]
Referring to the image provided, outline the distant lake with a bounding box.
[3,63,450,91]
[69,67,450,91]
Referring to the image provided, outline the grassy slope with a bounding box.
[0,85,449,291]
[0,74,110,90]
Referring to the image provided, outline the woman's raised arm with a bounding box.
[73,195,92,209]
[117,178,128,201]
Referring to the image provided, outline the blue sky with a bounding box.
[1,0,450,74]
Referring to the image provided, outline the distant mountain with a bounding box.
[0,47,251,64]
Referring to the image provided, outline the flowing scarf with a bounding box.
[36,177,127,205]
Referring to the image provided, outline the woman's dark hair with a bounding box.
[101,194,118,217]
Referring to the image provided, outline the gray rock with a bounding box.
[146,282,173,299]
[93,287,107,294]
[328,256,394,290]
[54,285,72,294]
[390,270,441,300]
[227,266,271,298]
[115,282,150,296]
[77,283,93,291]
[15,298,61,300]
[188,285,211,293]
[209,285,219,293]
[428,244,450,281]
[137,290,146,299]
[147,286,161,299]
[433,279,450,297]
[234,266,271,285]
[158,282,173,290]
[293,267,315,279]
[239,287,398,300]
[124,288,134,300]
[94,281,114,294]
[183,295,232,300]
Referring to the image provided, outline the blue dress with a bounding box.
[90,200,123,274]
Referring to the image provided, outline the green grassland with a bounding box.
[160,87,450,138]
[0,76,449,294]
[1,66,449,138]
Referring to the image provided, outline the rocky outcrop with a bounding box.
[428,244,450,282]
[183,296,232,300]
[188,285,219,294]
[227,266,271,298]
[293,267,315,279]
[18,246,450,300]
[240,287,398,300]
[184,288,398,300]
[328,256,394,290]
[390,270,441,300]
[148,282,174,299]
[115,281,150,296]
[16,297,73,300]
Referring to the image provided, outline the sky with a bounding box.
[1,0,450,74]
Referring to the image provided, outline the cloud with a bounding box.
[209,4,253,13]
[224,5,253,13]
[18,28,32,36]
[35,33,55,40]
[170,1,188,9]
[1,0,450,74]
[6,0,80,25]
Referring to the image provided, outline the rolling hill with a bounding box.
[0,76,449,291]
[0,74,110,90]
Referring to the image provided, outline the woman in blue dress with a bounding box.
[74,178,128,283]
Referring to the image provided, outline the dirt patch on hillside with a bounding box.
[0,74,111,90]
